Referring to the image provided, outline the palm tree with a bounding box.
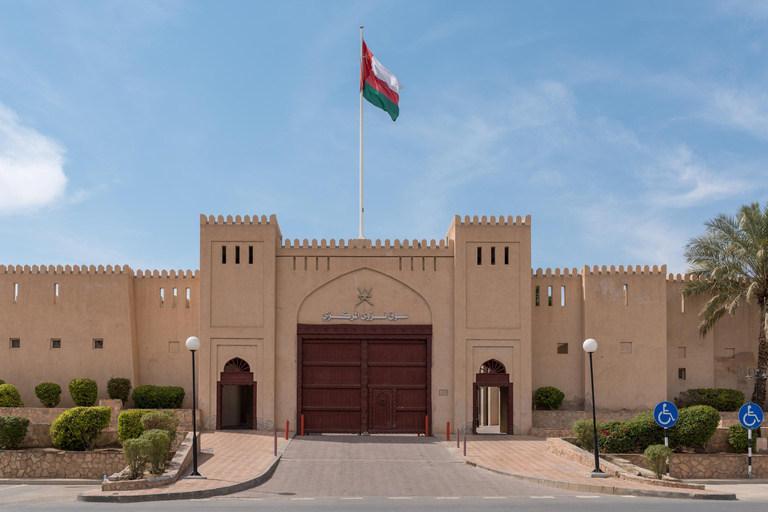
[683,202,768,407]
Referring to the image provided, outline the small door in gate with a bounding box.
[372,389,394,430]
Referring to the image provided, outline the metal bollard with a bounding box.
[463,434,466,456]
[301,414,305,436]
[286,420,289,440]
[425,415,429,437]
[447,421,450,442]
[274,428,277,456]
[456,428,460,448]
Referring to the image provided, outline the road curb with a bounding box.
[465,461,737,501]
[0,478,101,486]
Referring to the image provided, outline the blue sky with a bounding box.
[1,1,767,274]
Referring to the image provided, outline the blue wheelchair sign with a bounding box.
[654,401,678,428]
[739,403,764,430]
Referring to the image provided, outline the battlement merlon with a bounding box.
[446,215,532,241]
[0,264,134,276]
[200,214,283,240]
[581,264,667,276]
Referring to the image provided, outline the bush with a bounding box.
[728,424,758,453]
[140,411,179,447]
[50,406,111,451]
[142,429,171,474]
[670,405,720,452]
[0,379,4,385]
[534,386,565,410]
[0,384,23,407]
[574,419,595,451]
[644,444,672,479]
[132,385,185,409]
[69,378,98,407]
[598,421,635,453]
[107,378,132,405]
[34,382,62,408]
[621,410,664,453]
[123,437,150,479]
[0,416,30,449]
[674,388,744,412]
[118,410,153,443]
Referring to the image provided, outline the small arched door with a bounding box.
[473,359,513,435]
[217,357,257,430]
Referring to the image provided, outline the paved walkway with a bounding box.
[79,430,289,502]
[453,435,734,499]
[224,434,576,499]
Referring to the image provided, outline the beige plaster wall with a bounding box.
[0,265,139,408]
[531,269,585,408]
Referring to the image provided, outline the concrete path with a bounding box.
[78,430,289,502]
[224,434,578,499]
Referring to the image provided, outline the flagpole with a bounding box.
[359,26,365,240]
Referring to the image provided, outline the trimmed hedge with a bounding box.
[50,406,111,451]
[141,411,179,446]
[35,382,62,407]
[118,409,153,443]
[142,429,171,474]
[0,379,4,386]
[107,378,132,405]
[674,388,744,412]
[69,378,98,407]
[132,385,185,409]
[123,437,151,479]
[728,424,758,453]
[669,405,720,452]
[534,386,565,410]
[0,384,24,407]
[644,444,672,479]
[0,416,30,449]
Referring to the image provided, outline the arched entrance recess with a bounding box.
[473,359,513,435]
[217,357,257,430]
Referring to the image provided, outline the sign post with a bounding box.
[654,401,678,478]
[738,403,764,479]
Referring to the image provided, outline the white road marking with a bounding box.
[575,495,601,498]
[622,495,637,498]
[436,497,460,499]
[0,486,26,492]
[340,497,364,500]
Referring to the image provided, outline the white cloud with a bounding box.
[703,88,768,140]
[0,103,67,214]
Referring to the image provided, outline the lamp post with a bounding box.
[746,368,768,408]
[186,336,203,478]
[583,338,604,476]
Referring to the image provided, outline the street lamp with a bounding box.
[186,336,204,478]
[583,338,605,476]
[746,368,768,406]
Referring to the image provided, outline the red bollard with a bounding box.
[447,421,450,442]
[285,420,289,440]
[425,415,429,437]
[274,428,277,456]
[463,434,467,456]
[456,427,459,448]
[301,414,305,436]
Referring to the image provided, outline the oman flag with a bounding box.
[360,41,402,121]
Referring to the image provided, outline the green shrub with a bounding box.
[598,421,634,453]
[674,388,744,412]
[644,444,672,479]
[621,410,664,453]
[141,429,171,474]
[670,405,720,452]
[34,382,62,408]
[118,409,153,443]
[0,416,30,449]
[132,385,185,409]
[107,378,132,405]
[534,386,565,410]
[0,384,23,407]
[0,379,4,386]
[574,419,595,451]
[123,437,150,479]
[140,411,179,447]
[69,378,98,407]
[50,406,111,451]
[728,424,758,453]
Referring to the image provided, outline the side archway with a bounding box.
[217,357,257,430]
[474,359,513,435]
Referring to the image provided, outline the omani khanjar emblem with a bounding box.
[356,287,373,307]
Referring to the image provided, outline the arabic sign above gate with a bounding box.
[321,311,409,322]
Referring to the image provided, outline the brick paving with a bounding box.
[225,434,576,498]
[455,435,731,497]
[79,430,288,500]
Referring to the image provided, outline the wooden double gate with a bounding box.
[297,324,431,434]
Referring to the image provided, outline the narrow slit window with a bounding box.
[623,284,628,305]
[477,247,482,265]
[557,343,568,354]
[535,286,540,306]
[491,247,496,265]
[681,294,685,313]
[172,287,178,308]
[547,286,553,306]
[292,256,296,271]
[678,368,686,380]
[222,246,227,264]
[54,283,59,304]
[93,339,104,350]
[51,339,61,349]
[13,283,18,303]
[235,246,240,264]
[10,338,20,349]
[159,288,165,308]
[249,246,253,264]
[185,288,191,308]
[504,247,509,265]
[561,286,566,306]
[399,257,402,271]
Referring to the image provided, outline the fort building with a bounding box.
[0,214,760,435]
